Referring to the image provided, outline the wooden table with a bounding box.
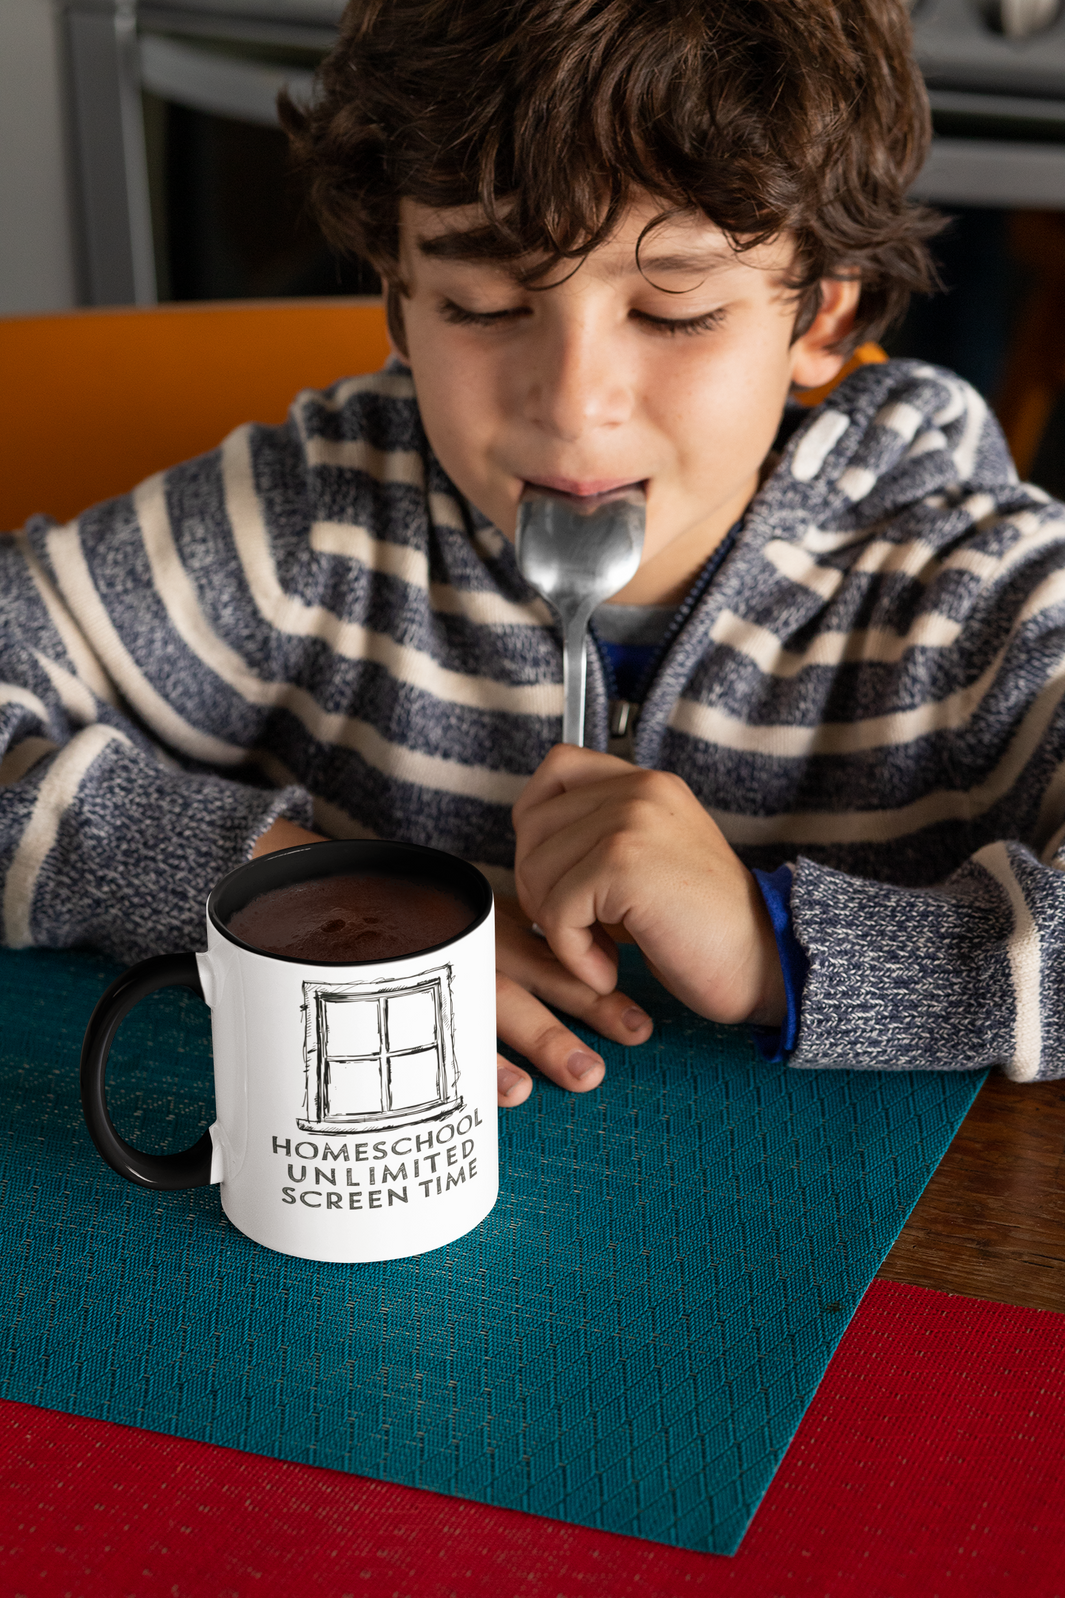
[878,1072,1065,1312]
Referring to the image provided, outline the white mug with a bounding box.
[81,840,498,1262]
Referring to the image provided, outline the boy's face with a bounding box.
[396,195,857,605]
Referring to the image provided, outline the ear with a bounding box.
[789,277,862,391]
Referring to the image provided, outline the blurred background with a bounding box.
[1,0,1064,495]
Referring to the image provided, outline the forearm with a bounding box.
[2,734,313,962]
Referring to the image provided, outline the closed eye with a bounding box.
[438,299,726,335]
[630,308,727,336]
[438,299,531,327]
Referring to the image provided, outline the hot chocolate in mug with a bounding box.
[80,840,498,1262]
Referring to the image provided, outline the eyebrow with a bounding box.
[416,230,515,263]
[415,232,734,280]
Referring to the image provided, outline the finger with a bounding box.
[496,971,607,1094]
[515,775,644,868]
[497,1053,532,1108]
[514,771,691,903]
[512,743,634,825]
[516,827,637,992]
[540,911,619,996]
[497,919,653,1046]
[516,799,641,920]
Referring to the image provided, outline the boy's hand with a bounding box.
[512,745,786,1032]
[493,896,653,1108]
[248,817,651,1109]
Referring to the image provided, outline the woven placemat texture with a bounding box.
[5,1283,1065,1596]
[0,947,985,1554]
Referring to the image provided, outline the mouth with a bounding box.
[521,476,648,512]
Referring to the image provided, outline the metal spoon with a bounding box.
[516,487,646,746]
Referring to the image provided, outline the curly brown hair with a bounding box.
[280,0,942,352]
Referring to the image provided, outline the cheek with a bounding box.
[420,383,479,468]
[403,320,522,532]
[651,332,791,480]
[406,321,495,475]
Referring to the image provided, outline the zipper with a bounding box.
[587,618,639,759]
[595,519,742,763]
[607,697,640,761]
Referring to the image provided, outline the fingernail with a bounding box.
[498,1066,522,1095]
[567,1051,602,1079]
[623,1007,651,1032]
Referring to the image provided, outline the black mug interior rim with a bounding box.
[207,839,493,966]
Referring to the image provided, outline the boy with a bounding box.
[3,0,1065,1102]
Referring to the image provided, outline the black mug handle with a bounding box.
[80,952,214,1190]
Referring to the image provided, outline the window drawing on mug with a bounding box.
[298,964,463,1133]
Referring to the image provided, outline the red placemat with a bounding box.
[3,1280,1063,1598]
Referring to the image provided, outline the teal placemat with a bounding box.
[0,947,984,1554]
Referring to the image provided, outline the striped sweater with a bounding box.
[3,357,1065,1080]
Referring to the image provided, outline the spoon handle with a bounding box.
[562,614,588,746]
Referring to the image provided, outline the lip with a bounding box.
[522,475,647,499]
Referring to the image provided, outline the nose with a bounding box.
[522,314,632,442]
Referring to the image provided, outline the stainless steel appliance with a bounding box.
[62,0,1065,307]
[911,0,1065,207]
[63,0,358,304]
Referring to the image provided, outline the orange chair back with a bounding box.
[0,298,391,530]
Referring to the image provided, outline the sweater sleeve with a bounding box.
[0,438,315,964]
[788,841,1065,1082]
[760,374,1065,1084]
[782,566,1065,1085]
[750,864,808,1061]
